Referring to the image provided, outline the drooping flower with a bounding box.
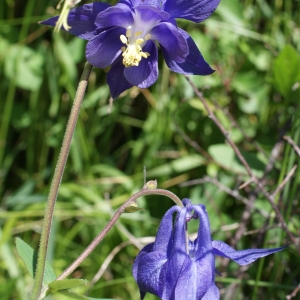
[40,0,220,98]
[133,199,288,300]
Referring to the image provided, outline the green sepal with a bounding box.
[124,202,144,213]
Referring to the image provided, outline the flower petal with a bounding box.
[202,284,220,300]
[164,0,221,23]
[152,206,181,253]
[124,40,158,88]
[170,255,214,300]
[192,204,213,254]
[132,243,153,280]
[135,5,170,23]
[182,198,192,207]
[127,0,167,10]
[135,251,168,299]
[133,206,181,299]
[94,3,134,29]
[163,207,189,299]
[212,241,289,266]
[151,22,188,63]
[106,55,133,99]
[40,3,111,40]
[86,27,125,68]
[161,28,214,75]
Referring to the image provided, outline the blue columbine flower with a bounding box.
[133,199,288,300]
[40,0,220,98]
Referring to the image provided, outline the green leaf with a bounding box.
[48,279,88,291]
[217,0,244,26]
[55,289,116,300]
[53,34,77,83]
[6,179,47,207]
[147,154,205,177]
[0,35,10,63]
[4,45,44,91]
[15,237,56,284]
[273,45,300,98]
[208,144,265,177]
[56,289,89,300]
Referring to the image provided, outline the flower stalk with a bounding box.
[38,188,182,297]
[55,188,183,281]
[30,62,93,300]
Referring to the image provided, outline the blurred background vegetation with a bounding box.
[1,0,300,299]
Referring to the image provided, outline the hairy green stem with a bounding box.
[30,62,93,300]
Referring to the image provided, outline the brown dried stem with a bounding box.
[284,136,300,157]
[185,76,297,247]
[286,284,300,300]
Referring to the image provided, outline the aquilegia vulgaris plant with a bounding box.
[23,1,292,300]
[133,199,288,300]
[41,0,220,98]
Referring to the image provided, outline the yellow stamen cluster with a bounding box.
[120,29,151,67]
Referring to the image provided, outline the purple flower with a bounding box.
[40,0,220,98]
[133,199,288,300]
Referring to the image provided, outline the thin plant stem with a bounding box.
[284,136,300,157]
[55,188,182,282]
[185,76,297,248]
[30,62,93,300]
[286,283,300,300]
[180,176,269,217]
[39,188,182,298]
[86,237,155,293]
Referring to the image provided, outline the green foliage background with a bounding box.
[0,0,300,299]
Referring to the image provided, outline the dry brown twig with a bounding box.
[284,136,300,157]
[272,164,297,197]
[286,284,300,300]
[244,224,282,236]
[185,76,298,249]
[86,237,155,293]
[180,176,269,218]
[211,98,267,157]
[233,139,285,245]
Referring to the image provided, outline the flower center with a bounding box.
[120,28,151,68]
